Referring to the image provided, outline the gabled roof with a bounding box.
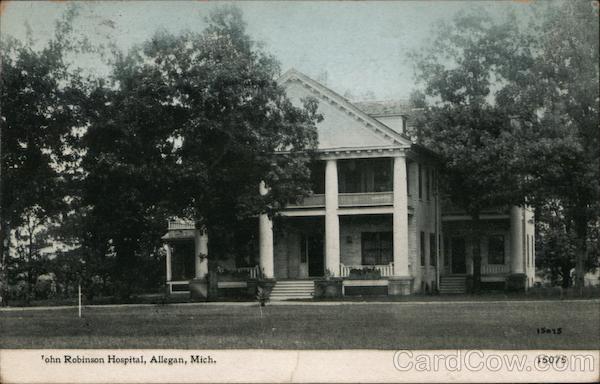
[278,69,412,149]
[353,100,412,116]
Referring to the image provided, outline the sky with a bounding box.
[1,0,523,101]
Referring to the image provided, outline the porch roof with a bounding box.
[161,229,196,240]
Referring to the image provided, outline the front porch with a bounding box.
[271,215,403,280]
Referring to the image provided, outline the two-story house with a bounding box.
[162,69,536,299]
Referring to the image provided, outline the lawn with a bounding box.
[1,300,598,349]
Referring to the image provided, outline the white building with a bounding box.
[162,69,536,299]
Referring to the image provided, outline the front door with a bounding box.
[307,234,324,277]
[451,237,466,274]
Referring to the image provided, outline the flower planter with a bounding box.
[314,279,343,298]
[216,274,249,282]
[505,273,527,292]
[246,279,258,297]
[387,277,413,296]
[257,278,276,294]
[343,279,388,296]
[348,268,382,280]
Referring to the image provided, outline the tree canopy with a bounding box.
[78,6,321,296]
[411,0,599,288]
[505,1,599,287]
[0,8,87,302]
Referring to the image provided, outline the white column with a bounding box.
[393,155,410,276]
[325,159,340,276]
[194,229,209,279]
[164,244,172,281]
[259,181,274,278]
[510,206,524,273]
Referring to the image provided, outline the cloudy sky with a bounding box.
[2,1,522,100]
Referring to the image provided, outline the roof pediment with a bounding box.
[278,69,412,151]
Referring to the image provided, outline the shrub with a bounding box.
[8,281,29,301]
[34,274,57,300]
[256,286,270,306]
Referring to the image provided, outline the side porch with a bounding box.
[439,206,536,293]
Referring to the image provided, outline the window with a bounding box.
[488,235,505,265]
[430,233,437,266]
[338,158,392,193]
[309,161,325,194]
[361,232,393,265]
[373,158,392,192]
[420,231,426,266]
[418,164,423,199]
[426,168,431,201]
[170,240,195,281]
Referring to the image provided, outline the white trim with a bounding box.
[280,206,414,217]
[318,147,409,160]
[339,206,413,216]
[280,209,326,217]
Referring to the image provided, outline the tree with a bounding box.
[139,6,320,266]
[496,1,599,289]
[411,1,599,291]
[80,6,320,295]
[79,49,181,298]
[535,200,599,288]
[10,207,54,301]
[410,9,525,292]
[0,8,86,304]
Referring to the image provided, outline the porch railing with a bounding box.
[338,192,393,207]
[236,265,260,279]
[482,264,510,274]
[287,192,396,209]
[287,194,326,208]
[167,220,195,230]
[340,262,395,277]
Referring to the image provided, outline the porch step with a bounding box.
[269,280,314,301]
[439,275,467,294]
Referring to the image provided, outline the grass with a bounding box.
[5,293,191,307]
[8,286,598,307]
[1,300,598,349]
